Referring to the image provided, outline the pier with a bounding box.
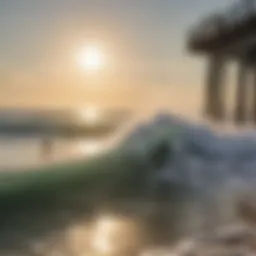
[188,0,256,124]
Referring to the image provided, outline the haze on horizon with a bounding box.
[0,0,232,117]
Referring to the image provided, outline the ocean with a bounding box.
[0,136,106,171]
[0,108,130,171]
[2,111,256,255]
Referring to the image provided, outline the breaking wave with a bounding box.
[125,113,256,236]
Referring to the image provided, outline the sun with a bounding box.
[77,46,105,71]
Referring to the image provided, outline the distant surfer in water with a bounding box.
[41,137,52,159]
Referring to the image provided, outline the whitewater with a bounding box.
[123,113,256,255]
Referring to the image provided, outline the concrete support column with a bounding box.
[252,66,256,123]
[234,60,248,124]
[204,54,226,121]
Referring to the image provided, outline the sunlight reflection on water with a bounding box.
[29,214,147,256]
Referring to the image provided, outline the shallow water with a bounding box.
[0,136,108,171]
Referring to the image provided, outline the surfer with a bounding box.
[41,137,53,159]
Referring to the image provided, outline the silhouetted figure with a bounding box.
[41,137,52,159]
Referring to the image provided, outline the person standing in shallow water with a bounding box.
[41,137,53,160]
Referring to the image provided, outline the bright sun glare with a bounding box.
[77,46,105,71]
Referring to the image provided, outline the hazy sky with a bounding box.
[0,0,232,113]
